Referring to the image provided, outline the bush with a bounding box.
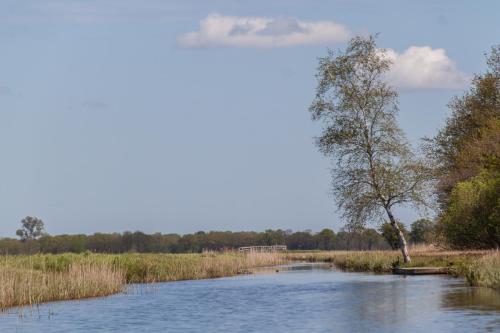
[410,219,435,244]
[438,168,499,249]
[379,222,409,250]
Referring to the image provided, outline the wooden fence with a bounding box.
[238,245,287,252]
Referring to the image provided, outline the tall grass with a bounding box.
[463,252,500,290]
[105,251,284,282]
[285,248,491,270]
[284,251,399,272]
[0,251,284,310]
[0,261,124,310]
[1,249,497,310]
[285,249,500,289]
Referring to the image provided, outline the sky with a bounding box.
[0,0,499,237]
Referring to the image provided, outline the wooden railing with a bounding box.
[238,245,287,252]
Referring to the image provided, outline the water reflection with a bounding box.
[442,285,500,311]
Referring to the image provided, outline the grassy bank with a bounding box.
[285,247,500,290]
[0,252,284,310]
[0,258,124,310]
[1,248,498,310]
[462,253,500,290]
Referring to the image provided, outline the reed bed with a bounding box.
[1,249,497,310]
[285,249,500,289]
[106,251,285,282]
[284,251,399,272]
[463,252,500,290]
[0,261,124,310]
[0,251,284,310]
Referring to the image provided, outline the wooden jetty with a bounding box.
[392,267,449,275]
[238,245,287,252]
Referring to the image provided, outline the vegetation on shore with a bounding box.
[2,247,499,311]
[306,39,499,260]
[0,257,124,311]
[0,251,283,310]
[285,247,500,290]
[426,45,499,249]
[463,252,500,290]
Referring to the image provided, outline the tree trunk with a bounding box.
[385,207,411,263]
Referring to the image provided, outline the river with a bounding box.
[1,264,499,332]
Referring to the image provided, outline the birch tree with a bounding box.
[309,36,431,263]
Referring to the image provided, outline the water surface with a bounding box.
[1,264,499,332]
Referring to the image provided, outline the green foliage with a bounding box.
[309,35,434,262]
[285,231,317,250]
[409,219,435,244]
[428,46,499,201]
[260,229,286,246]
[379,222,409,250]
[0,228,393,254]
[309,35,431,229]
[317,229,336,250]
[463,253,500,290]
[438,168,500,249]
[333,228,390,250]
[16,216,46,241]
[428,45,500,250]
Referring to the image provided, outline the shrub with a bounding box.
[438,168,499,249]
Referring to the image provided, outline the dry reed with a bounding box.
[1,249,496,310]
[0,251,284,310]
[284,249,500,289]
[0,261,124,310]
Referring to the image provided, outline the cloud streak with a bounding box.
[178,13,350,48]
[383,46,468,90]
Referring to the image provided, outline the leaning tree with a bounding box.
[309,36,432,262]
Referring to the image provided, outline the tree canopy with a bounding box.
[0,228,392,255]
[309,35,432,262]
[428,45,500,249]
[16,216,46,242]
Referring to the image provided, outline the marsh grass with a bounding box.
[0,251,284,310]
[106,251,285,282]
[1,249,497,310]
[0,261,124,310]
[284,249,499,289]
[283,251,399,272]
[463,252,500,290]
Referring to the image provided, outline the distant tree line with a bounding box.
[0,217,434,255]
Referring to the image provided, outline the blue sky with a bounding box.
[0,0,498,236]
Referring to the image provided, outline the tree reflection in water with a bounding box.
[441,285,500,312]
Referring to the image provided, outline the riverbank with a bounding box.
[1,249,498,310]
[0,252,284,310]
[3,262,498,333]
[285,247,500,289]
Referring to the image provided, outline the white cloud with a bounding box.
[383,46,468,89]
[178,13,350,48]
